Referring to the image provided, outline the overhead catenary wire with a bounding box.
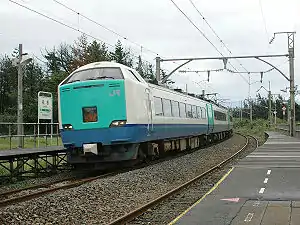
[52,0,193,74]
[52,0,160,57]
[8,0,156,66]
[188,0,250,74]
[258,0,269,43]
[169,0,249,84]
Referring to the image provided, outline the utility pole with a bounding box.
[269,31,296,136]
[240,100,243,121]
[155,56,161,82]
[17,44,23,148]
[248,75,253,122]
[13,44,32,148]
[268,81,272,127]
[288,33,296,136]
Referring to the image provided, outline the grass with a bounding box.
[0,136,63,150]
[0,136,66,179]
[233,118,275,145]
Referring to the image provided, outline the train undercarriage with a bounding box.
[68,130,233,171]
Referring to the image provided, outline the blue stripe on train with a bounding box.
[60,123,230,148]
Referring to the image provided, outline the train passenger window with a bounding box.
[171,101,180,117]
[196,106,201,119]
[162,99,172,117]
[64,67,124,84]
[179,103,186,118]
[186,104,192,118]
[154,97,163,116]
[214,111,227,121]
[192,105,197,118]
[202,108,207,119]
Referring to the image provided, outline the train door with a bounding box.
[206,103,214,133]
[145,88,153,135]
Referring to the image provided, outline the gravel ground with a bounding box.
[128,136,258,225]
[0,134,246,225]
[0,172,74,194]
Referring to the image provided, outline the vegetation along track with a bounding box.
[108,134,258,225]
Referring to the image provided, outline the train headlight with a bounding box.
[63,124,73,130]
[109,120,126,127]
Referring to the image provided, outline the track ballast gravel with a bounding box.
[0,134,246,225]
[127,136,258,225]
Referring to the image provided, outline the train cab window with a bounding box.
[128,70,141,82]
[154,97,163,116]
[196,106,201,119]
[186,104,192,118]
[171,101,180,117]
[179,103,186,118]
[162,99,172,117]
[192,105,197,118]
[63,67,124,84]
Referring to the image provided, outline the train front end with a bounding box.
[58,62,136,167]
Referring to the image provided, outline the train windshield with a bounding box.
[64,67,124,84]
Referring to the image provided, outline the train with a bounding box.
[58,61,233,169]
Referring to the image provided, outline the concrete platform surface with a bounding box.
[170,132,300,225]
[0,146,66,159]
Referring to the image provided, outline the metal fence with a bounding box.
[0,122,62,150]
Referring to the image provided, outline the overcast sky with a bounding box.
[1,0,299,108]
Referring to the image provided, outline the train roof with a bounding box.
[65,61,229,111]
[70,61,132,74]
[149,83,228,111]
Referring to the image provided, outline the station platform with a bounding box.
[170,132,300,225]
[0,146,66,159]
[0,146,67,178]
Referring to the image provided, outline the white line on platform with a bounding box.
[253,201,260,206]
[244,213,254,222]
[267,170,271,175]
[264,178,268,184]
[259,188,265,194]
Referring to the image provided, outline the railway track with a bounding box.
[0,171,118,208]
[0,133,248,213]
[107,134,258,225]
[0,134,233,208]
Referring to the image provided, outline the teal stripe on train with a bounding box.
[59,80,126,130]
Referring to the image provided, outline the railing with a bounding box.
[276,124,300,138]
[0,122,62,150]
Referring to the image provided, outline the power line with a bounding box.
[53,0,193,75]
[258,0,269,43]
[188,0,250,74]
[52,0,192,73]
[169,0,249,84]
[8,0,113,48]
[52,0,160,57]
[8,0,156,66]
[170,0,223,56]
[52,0,193,74]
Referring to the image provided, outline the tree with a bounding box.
[43,43,73,74]
[23,61,46,122]
[0,55,17,117]
[110,40,133,67]
[85,40,109,63]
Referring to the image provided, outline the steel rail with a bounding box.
[107,134,257,225]
[0,133,250,210]
[0,172,117,208]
